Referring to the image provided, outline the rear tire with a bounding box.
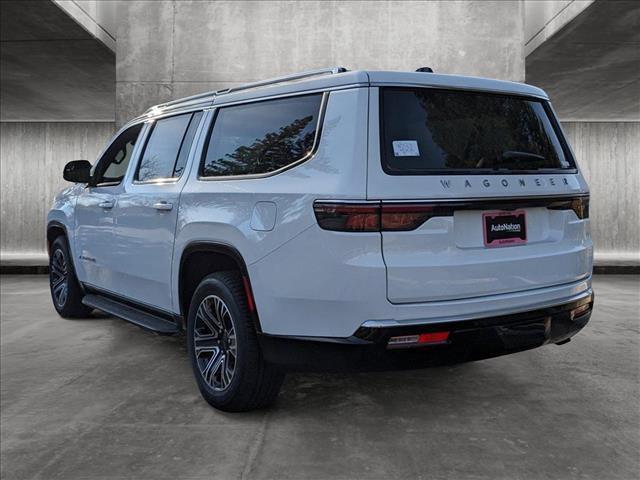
[49,236,92,318]
[187,272,285,412]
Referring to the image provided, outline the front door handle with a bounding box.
[153,201,173,211]
[98,200,114,209]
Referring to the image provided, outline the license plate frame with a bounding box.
[483,209,527,248]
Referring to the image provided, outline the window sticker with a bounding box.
[392,140,420,157]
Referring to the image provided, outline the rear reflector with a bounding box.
[417,332,450,344]
[242,276,255,313]
[387,331,450,349]
[570,303,591,320]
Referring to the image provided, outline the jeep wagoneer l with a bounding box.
[47,67,594,411]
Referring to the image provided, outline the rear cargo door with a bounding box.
[367,86,593,304]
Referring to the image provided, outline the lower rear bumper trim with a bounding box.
[258,294,593,372]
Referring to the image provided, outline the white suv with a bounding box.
[47,67,594,411]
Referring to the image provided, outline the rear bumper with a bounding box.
[258,293,593,372]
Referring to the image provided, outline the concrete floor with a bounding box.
[1,276,638,480]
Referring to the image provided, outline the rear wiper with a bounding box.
[501,151,546,162]
[488,151,547,170]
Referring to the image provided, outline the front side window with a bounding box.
[93,124,143,186]
[380,87,574,175]
[136,111,203,182]
[201,93,323,177]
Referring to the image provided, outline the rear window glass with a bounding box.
[201,94,323,177]
[380,87,573,174]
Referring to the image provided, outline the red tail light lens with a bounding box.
[313,203,380,232]
[315,196,589,233]
[381,204,438,231]
[548,195,589,219]
[314,202,446,232]
[571,196,589,219]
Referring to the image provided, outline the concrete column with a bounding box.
[561,122,640,266]
[115,0,525,126]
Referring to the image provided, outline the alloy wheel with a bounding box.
[194,295,237,391]
[51,249,68,308]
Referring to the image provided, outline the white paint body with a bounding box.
[48,70,593,338]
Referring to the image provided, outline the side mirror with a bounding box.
[63,160,92,184]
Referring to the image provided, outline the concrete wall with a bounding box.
[115,0,525,126]
[0,122,114,263]
[53,0,117,51]
[0,0,115,122]
[561,121,640,265]
[524,0,593,56]
[2,120,635,266]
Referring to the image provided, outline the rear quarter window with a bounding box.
[201,93,324,178]
[380,87,574,175]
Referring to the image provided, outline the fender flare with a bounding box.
[46,220,84,293]
[177,241,262,332]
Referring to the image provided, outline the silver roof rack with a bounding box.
[144,66,348,116]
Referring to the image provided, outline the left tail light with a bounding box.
[313,202,447,232]
[313,203,380,232]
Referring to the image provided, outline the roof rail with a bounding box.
[215,66,348,96]
[144,66,348,116]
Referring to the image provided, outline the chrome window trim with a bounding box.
[91,122,148,188]
[131,111,204,186]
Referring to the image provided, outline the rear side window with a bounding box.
[380,87,574,175]
[201,94,323,177]
[136,111,203,182]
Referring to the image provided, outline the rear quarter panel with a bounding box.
[172,87,370,315]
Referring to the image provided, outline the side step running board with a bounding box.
[82,294,180,334]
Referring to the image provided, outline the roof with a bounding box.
[135,67,549,123]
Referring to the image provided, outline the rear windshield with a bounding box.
[380,87,574,175]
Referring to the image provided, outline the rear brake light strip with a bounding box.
[314,195,589,232]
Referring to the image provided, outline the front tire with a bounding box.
[49,236,92,318]
[187,272,285,412]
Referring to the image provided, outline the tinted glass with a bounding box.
[381,88,573,174]
[173,111,203,178]
[136,113,193,182]
[94,124,143,185]
[201,94,323,177]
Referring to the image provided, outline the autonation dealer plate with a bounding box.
[483,210,527,247]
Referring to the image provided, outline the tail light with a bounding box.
[313,203,380,232]
[548,195,589,219]
[314,195,590,232]
[314,202,451,232]
[381,204,439,231]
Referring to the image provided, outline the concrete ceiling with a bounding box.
[0,0,115,121]
[526,0,640,121]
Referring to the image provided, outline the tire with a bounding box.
[49,236,92,318]
[187,271,285,412]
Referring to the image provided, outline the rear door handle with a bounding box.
[153,201,173,211]
[98,200,114,209]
